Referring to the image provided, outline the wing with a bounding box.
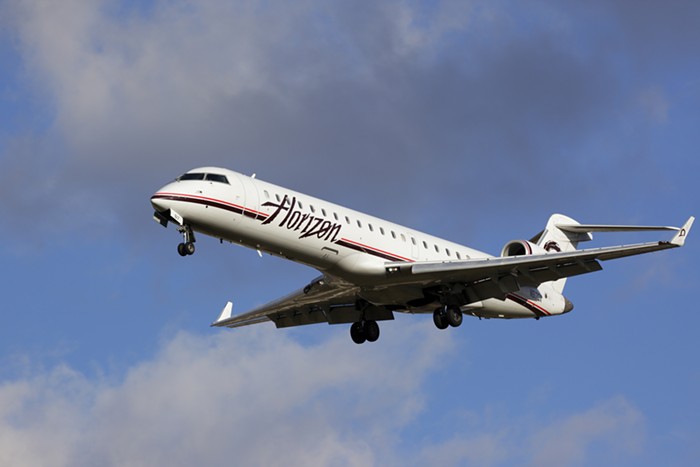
[211,275,394,329]
[383,217,694,301]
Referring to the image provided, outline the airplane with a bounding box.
[150,167,694,344]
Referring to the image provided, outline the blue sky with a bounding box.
[0,1,698,465]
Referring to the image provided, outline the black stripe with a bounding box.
[151,194,268,220]
[334,239,407,262]
[154,194,412,262]
[506,293,547,317]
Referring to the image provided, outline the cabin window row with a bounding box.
[263,190,467,259]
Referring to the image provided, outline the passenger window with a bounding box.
[333,212,339,221]
[411,237,416,245]
[391,231,396,239]
[380,227,385,235]
[423,241,428,249]
[275,194,281,202]
[401,234,406,242]
[298,201,304,209]
[357,220,362,228]
[263,190,270,199]
[345,216,350,224]
[310,205,316,213]
[456,252,461,260]
[434,244,439,253]
[446,248,451,256]
[368,224,374,232]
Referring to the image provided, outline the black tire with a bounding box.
[364,320,380,342]
[350,322,366,344]
[446,306,463,328]
[185,242,196,255]
[177,243,188,256]
[433,309,449,330]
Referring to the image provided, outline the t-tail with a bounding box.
[530,214,591,294]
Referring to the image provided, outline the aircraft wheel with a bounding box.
[446,306,463,328]
[433,309,449,330]
[177,242,196,256]
[177,243,188,256]
[364,320,380,342]
[185,242,195,255]
[350,322,366,344]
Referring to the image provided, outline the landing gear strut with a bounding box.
[433,305,463,330]
[350,320,380,344]
[177,225,196,256]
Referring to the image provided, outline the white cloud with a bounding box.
[409,396,645,467]
[3,0,624,219]
[528,396,645,466]
[0,320,648,467]
[6,0,680,248]
[416,431,510,466]
[0,321,455,467]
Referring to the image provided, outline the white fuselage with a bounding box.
[151,167,570,319]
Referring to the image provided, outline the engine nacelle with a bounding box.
[500,240,547,257]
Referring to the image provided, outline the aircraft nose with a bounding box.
[151,182,177,212]
[151,194,170,212]
[563,297,574,313]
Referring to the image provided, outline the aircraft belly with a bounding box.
[358,285,426,307]
[476,297,540,319]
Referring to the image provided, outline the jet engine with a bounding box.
[500,240,547,257]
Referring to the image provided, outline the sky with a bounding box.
[0,0,698,465]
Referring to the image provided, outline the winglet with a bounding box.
[213,301,234,325]
[671,216,694,246]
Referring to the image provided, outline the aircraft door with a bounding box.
[411,236,419,260]
[238,174,260,217]
[225,173,247,215]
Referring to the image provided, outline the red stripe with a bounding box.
[154,192,269,218]
[338,238,415,263]
[157,192,416,263]
[507,293,552,316]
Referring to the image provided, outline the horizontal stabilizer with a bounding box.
[556,223,680,233]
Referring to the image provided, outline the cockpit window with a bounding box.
[178,173,205,181]
[177,172,229,184]
[205,173,229,184]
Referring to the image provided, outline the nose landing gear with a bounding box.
[177,225,196,256]
[177,242,195,256]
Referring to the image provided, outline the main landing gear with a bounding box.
[177,225,196,257]
[433,305,463,330]
[350,320,380,344]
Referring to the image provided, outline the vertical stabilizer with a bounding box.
[534,214,591,293]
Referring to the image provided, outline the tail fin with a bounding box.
[531,214,591,293]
